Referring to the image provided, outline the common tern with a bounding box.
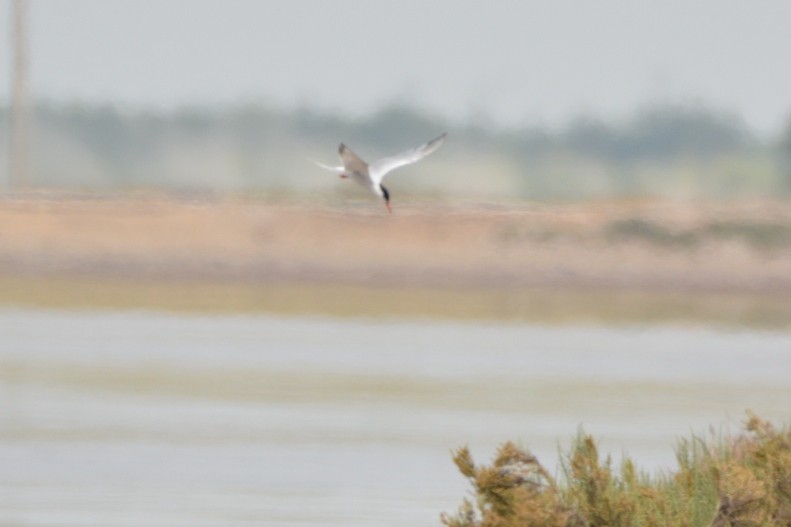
[314,133,447,213]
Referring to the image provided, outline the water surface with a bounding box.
[2,309,790,527]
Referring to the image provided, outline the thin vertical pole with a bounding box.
[9,0,30,190]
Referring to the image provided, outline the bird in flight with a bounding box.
[314,133,447,213]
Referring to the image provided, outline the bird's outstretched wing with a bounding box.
[368,133,447,184]
[338,144,369,176]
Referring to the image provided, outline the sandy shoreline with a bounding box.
[2,195,791,291]
[1,194,791,328]
[1,194,790,294]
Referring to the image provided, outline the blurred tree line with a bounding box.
[1,101,790,199]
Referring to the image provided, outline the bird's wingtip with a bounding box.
[427,132,447,148]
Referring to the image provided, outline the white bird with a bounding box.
[314,132,447,213]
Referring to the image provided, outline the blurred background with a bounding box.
[1,2,790,527]
[2,0,791,198]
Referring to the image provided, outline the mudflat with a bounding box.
[1,194,790,292]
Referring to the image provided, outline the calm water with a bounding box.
[1,308,790,527]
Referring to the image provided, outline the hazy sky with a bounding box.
[3,0,791,134]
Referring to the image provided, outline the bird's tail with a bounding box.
[309,158,345,174]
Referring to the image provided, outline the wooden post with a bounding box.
[9,0,31,191]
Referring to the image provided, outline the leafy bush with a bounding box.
[442,414,791,527]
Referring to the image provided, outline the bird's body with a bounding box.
[314,133,447,212]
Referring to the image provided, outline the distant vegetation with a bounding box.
[1,101,790,199]
[603,218,791,251]
[442,414,791,527]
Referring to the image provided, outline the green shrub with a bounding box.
[442,414,791,527]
